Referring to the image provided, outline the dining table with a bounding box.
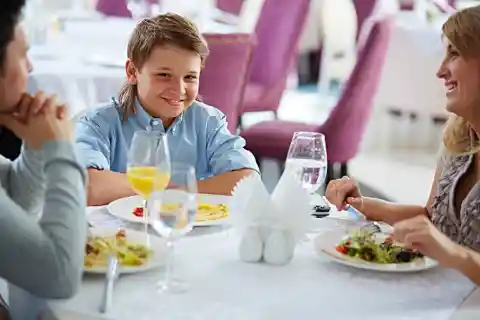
[48,193,480,319]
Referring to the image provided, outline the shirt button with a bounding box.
[151,120,159,126]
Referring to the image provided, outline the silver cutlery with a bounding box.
[360,222,382,235]
[99,253,119,313]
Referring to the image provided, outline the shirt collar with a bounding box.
[133,98,184,132]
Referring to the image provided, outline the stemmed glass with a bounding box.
[126,131,170,246]
[150,163,197,294]
[284,132,328,195]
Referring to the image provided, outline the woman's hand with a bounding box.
[325,176,362,211]
[393,215,462,268]
[0,92,72,150]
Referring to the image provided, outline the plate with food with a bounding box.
[84,228,168,274]
[313,227,438,272]
[107,194,230,227]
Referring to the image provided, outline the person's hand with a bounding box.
[12,92,67,123]
[325,176,362,210]
[0,92,72,150]
[393,215,462,268]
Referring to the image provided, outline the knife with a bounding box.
[99,254,119,314]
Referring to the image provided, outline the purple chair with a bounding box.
[240,0,310,120]
[241,17,393,182]
[352,0,377,41]
[199,33,256,133]
[96,0,158,17]
[217,0,244,15]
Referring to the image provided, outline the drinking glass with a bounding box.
[150,163,197,293]
[284,132,327,194]
[127,131,170,246]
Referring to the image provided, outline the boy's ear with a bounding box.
[125,59,138,85]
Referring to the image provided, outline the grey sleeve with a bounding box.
[0,145,46,214]
[0,141,87,299]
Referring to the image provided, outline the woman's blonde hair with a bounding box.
[441,6,480,155]
[118,13,209,120]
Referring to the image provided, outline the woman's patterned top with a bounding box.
[431,153,480,251]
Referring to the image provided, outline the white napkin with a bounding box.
[230,171,311,265]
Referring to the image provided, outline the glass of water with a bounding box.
[285,132,327,194]
[150,163,197,294]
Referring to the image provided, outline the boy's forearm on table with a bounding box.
[87,169,135,206]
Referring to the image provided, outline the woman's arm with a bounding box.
[0,141,86,299]
[453,246,480,286]
[87,169,135,206]
[0,146,45,214]
[359,165,441,225]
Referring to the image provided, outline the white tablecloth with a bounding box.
[50,195,478,319]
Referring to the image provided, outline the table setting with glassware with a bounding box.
[48,131,479,319]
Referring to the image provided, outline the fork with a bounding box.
[360,222,382,235]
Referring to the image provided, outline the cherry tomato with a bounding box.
[133,207,144,217]
[336,245,349,254]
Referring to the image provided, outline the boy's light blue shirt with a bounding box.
[75,99,259,179]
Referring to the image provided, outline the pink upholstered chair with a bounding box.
[240,0,310,121]
[217,0,244,15]
[96,0,158,17]
[241,17,393,182]
[352,0,377,41]
[199,33,256,133]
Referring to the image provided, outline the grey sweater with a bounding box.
[0,141,86,300]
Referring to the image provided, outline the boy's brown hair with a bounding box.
[118,13,209,119]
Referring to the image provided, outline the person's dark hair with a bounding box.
[118,13,210,120]
[0,0,25,73]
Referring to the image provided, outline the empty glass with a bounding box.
[150,163,197,293]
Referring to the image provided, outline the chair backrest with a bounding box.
[321,16,392,163]
[96,0,157,17]
[199,33,256,133]
[217,0,244,15]
[248,0,310,88]
[352,0,377,41]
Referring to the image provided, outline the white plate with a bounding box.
[107,194,231,227]
[313,229,439,273]
[84,227,167,274]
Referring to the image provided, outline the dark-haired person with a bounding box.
[0,0,87,318]
[76,13,258,206]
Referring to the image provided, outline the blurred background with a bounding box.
[22,0,479,205]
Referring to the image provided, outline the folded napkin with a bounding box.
[230,171,311,265]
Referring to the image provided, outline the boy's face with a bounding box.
[127,45,201,126]
[0,25,32,113]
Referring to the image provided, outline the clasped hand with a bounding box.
[0,92,72,150]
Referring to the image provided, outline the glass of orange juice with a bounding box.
[127,131,170,246]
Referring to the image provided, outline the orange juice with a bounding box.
[127,167,170,197]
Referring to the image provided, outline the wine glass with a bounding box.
[150,163,197,294]
[127,131,170,246]
[284,131,328,195]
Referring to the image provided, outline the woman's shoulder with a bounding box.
[437,144,471,173]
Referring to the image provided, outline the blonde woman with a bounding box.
[326,6,480,285]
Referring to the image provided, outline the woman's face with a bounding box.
[436,37,480,120]
[126,45,201,128]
